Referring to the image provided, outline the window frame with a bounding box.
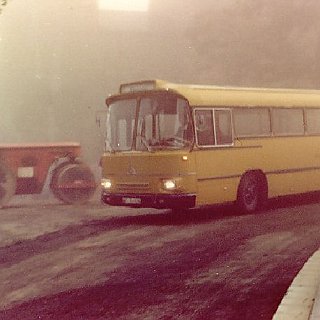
[193,107,234,148]
[192,105,320,143]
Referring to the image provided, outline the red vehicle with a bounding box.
[0,142,96,208]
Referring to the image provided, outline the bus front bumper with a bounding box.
[101,192,196,209]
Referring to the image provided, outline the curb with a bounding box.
[273,249,320,320]
[310,279,320,320]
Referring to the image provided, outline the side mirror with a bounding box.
[95,110,107,128]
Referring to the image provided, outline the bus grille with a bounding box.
[116,183,150,191]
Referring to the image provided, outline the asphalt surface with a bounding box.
[0,194,320,319]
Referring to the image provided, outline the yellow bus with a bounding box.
[100,79,320,213]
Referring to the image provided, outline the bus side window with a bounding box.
[306,108,320,134]
[233,108,271,137]
[195,110,215,146]
[272,108,304,136]
[215,109,233,145]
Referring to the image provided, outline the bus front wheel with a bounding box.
[237,171,267,213]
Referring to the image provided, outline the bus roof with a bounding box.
[118,79,320,108]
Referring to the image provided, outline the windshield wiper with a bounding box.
[146,137,191,150]
[137,135,153,152]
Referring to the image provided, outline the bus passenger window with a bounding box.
[215,109,233,145]
[233,108,271,137]
[306,109,320,134]
[195,110,215,146]
[272,108,304,136]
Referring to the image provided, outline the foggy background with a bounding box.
[1,0,320,176]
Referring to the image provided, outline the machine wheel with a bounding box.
[50,161,96,204]
[237,171,267,213]
[0,162,16,208]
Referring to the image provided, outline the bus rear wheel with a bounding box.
[237,171,267,213]
[0,162,16,208]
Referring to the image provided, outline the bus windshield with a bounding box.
[106,94,193,152]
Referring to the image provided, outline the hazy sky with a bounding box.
[1,0,319,168]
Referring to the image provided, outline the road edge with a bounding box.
[272,248,320,320]
[309,277,320,320]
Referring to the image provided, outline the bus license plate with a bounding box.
[122,197,141,205]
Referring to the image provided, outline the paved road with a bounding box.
[0,194,320,319]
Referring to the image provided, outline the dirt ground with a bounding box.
[0,194,319,319]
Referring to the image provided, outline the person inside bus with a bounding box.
[195,112,215,145]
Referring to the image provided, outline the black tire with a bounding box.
[0,162,16,208]
[50,162,96,205]
[237,171,267,213]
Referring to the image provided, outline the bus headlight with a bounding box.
[163,179,177,190]
[101,178,112,189]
